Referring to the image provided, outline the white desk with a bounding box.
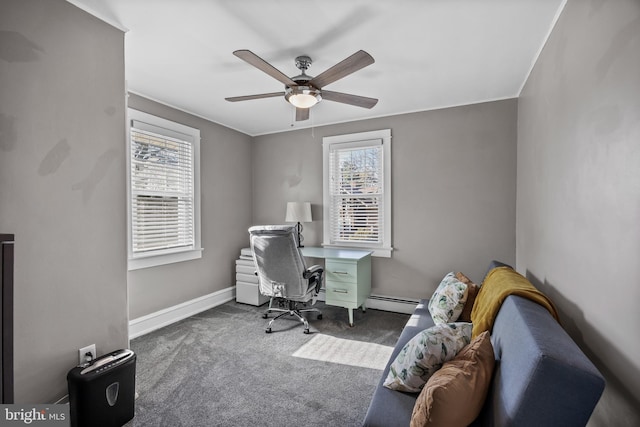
[301,247,372,326]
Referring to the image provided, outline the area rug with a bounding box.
[292,333,393,370]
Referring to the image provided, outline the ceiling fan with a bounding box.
[225,50,378,121]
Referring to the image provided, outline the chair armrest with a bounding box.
[304,265,324,294]
[303,265,324,279]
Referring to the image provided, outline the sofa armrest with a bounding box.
[362,300,435,427]
[483,296,604,426]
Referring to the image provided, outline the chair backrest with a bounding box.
[248,225,308,299]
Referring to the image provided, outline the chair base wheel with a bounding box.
[265,328,272,333]
[262,313,268,319]
[317,314,322,320]
[304,329,310,334]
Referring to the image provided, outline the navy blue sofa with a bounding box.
[363,262,605,427]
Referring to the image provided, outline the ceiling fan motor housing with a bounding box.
[286,55,322,108]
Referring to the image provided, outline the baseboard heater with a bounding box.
[366,295,419,314]
[317,290,418,315]
[367,294,420,305]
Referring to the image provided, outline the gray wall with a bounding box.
[253,99,517,299]
[127,95,253,319]
[0,0,128,403]
[517,0,640,425]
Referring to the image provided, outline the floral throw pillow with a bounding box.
[383,322,473,393]
[428,272,468,324]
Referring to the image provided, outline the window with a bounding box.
[127,109,201,270]
[323,129,392,257]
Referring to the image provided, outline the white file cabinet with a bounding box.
[235,253,269,306]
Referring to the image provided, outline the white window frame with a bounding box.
[322,129,392,257]
[127,108,202,270]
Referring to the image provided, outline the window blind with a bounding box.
[328,139,383,244]
[130,124,194,254]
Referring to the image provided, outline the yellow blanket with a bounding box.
[470,266,559,339]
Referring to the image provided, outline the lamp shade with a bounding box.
[285,202,312,223]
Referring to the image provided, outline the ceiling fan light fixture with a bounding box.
[285,86,322,108]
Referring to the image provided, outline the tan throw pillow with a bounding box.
[410,331,495,427]
[455,272,478,323]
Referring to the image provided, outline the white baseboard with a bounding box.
[317,290,419,315]
[128,287,414,339]
[129,286,236,339]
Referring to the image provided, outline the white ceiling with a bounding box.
[69,0,565,136]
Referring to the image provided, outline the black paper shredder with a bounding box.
[67,349,136,427]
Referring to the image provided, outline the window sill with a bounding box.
[128,248,203,271]
[321,244,393,258]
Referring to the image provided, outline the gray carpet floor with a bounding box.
[125,301,409,427]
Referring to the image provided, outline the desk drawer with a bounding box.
[325,281,358,303]
[325,260,358,283]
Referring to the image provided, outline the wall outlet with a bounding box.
[78,344,96,365]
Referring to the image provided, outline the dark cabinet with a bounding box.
[0,234,14,403]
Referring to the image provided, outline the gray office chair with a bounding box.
[249,225,323,334]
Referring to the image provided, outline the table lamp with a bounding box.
[285,202,312,247]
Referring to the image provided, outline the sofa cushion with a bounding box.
[428,272,468,324]
[455,272,478,322]
[410,331,495,427]
[383,322,472,393]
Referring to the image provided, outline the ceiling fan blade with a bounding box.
[296,108,309,121]
[225,92,285,102]
[309,50,374,89]
[233,50,297,86]
[322,90,378,109]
